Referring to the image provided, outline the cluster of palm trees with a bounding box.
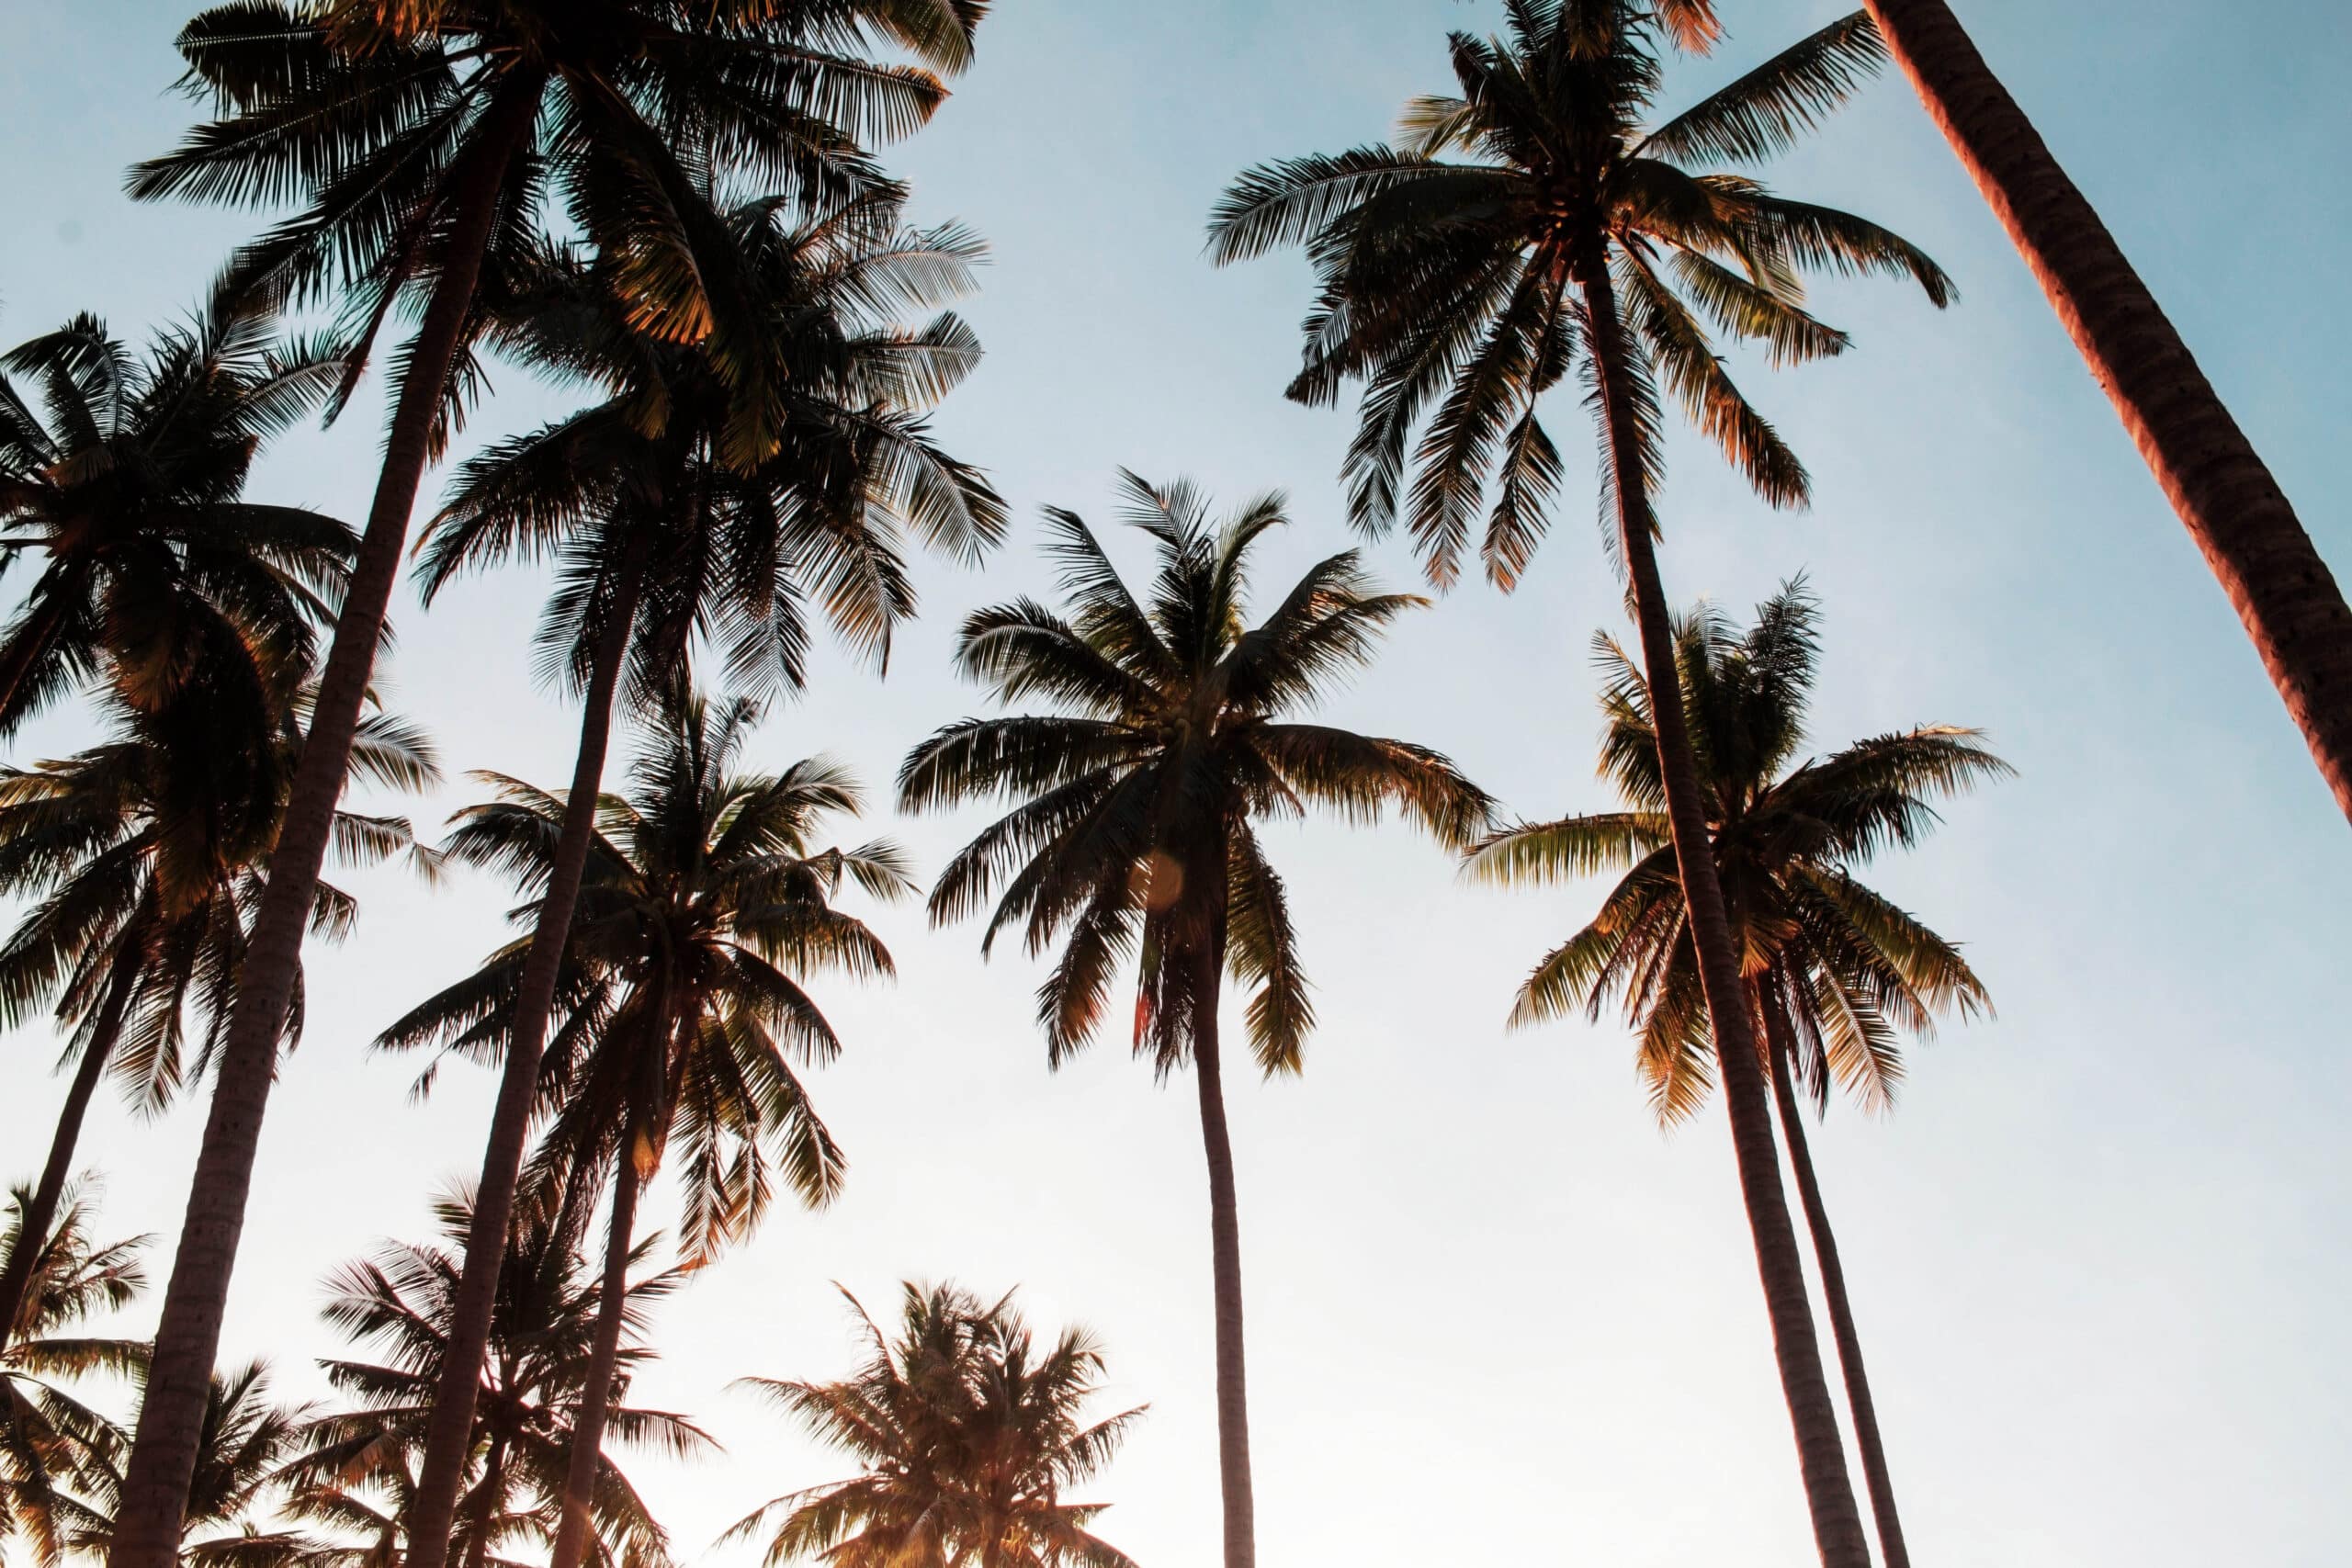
[0,1,2339,1565]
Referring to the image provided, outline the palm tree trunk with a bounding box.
[404,543,649,1568]
[1758,978,1910,1568]
[1861,0,2352,823]
[1191,938,1255,1568]
[0,953,139,1343]
[458,1432,507,1568]
[1576,252,1870,1568]
[102,80,546,1568]
[0,557,93,735]
[547,1151,639,1568]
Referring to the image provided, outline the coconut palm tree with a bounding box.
[394,184,999,1555]
[1834,0,2352,823]
[118,6,984,1551]
[381,690,903,1568]
[74,1362,317,1568]
[0,664,436,1352]
[723,1282,1142,1568]
[899,474,1492,1568]
[0,1185,147,1568]
[277,1190,707,1568]
[0,298,352,738]
[1207,8,1949,1558]
[1465,581,2009,1568]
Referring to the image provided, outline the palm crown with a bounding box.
[723,1282,1143,1568]
[1464,581,2008,1120]
[1209,2,1951,589]
[899,471,1495,1072]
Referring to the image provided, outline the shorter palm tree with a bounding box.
[723,1282,1143,1568]
[382,691,905,1568]
[899,474,1492,1568]
[74,1362,314,1568]
[1464,581,2008,1568]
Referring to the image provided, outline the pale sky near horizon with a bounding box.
[3,2,2351,1564]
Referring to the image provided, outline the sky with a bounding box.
[3,2,2350,1564]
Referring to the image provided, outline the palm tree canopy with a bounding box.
[0,296,354,737]
[1208,1,1951,589]
[1463,581,2008,1121]
[73,1360,318,1567]
[131,0,990,465]
[900,471,1494,1076]
[415,186,1004,700]
[723,1281,1143,1568]
[379,691,906,1261]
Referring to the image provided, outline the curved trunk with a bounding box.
[457,1431,507,1568]
[1191,938,1255,1568]
[1862,0,2352,823]
[404,545,649,1568]
[0,953,140,1343]
[103,79,546,1568]
[547,1152,639,1568]
[0,557,94,737]
[1576,255,1869,1568]
[1758,978,1910,1568]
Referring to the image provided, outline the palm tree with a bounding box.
[75,1363,316,1568]
[1465,581,2008,1568]
[899,474,1492,1568]
[118,6,984,1552]
[0,1185,147,1568]
[394,183,1000,1558]
[277,1190,708,1568]
[0,298,352,739]
[0,661,436,1353]
[1207,9,1948,1558]
[723,1282,1143,1568]
[1839,0,2352,823]
[382,690,904,1568]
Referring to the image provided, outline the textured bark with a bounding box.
[0,954,139,1344]
[1863,0,2352,823]
[1577,256,1869,1568]
[403,545,648,1568]
[103,81,545,1568]
[1192,941,1255,1568]
[547,1153,639,1568]
[1759,980,1910,1568]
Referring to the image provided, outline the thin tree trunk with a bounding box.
[0,558,92,735]
[458,1432,506,1568]
[0,953,140,1343]
[1861,0,2352,823]
[1758,977,1910,1568]
[1576,254,1869,1568]
[404,544,649,1568]
[103,80,546,1568]
[1191,939,1255,1568]
[547,1152,639,1568]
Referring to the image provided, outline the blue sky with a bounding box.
[4,1,2350,1563]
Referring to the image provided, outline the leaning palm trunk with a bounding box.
[1577,252,1870,1568]
[107,81,545,1568]
[547,1153,642,1568]
[1190,940,1255,1568]
[1860,0,2352,824]
[0,953,139,1342]
[404,546,649,1568]
[1757,979,1909,1568]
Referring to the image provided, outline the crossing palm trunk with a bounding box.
[547,1152,640,1568]
[1192,938,1255,1568]
[1577,250,1869,1568]
[0,953,140,1343]
[1758,976,1911,1568]
[104,79,547,1568]
[1861,0,2352,824]
[404,542,650,1568]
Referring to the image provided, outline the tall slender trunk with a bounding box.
[1576,254,1869,1568]
[1861,0,2352,824]
[1190,938,1254,1568]
[404,545,649,1568]
[547,1152,639,1568]
[1758,977,1910,1568]
[0,558,93,735]
[0,953,140,1342]
[104,80,546,1568]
